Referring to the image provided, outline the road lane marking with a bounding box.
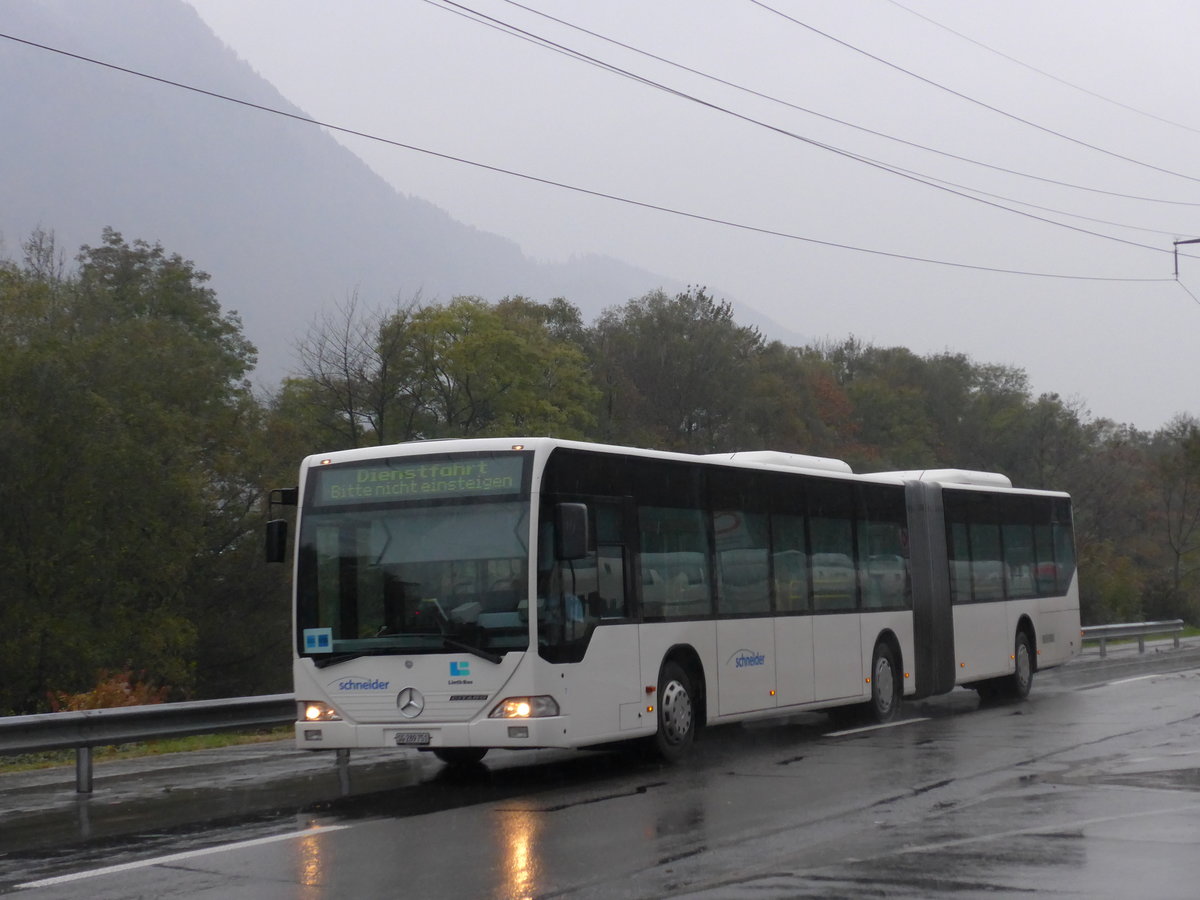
[1106,667,1200,686]
[824,717,930,738]
[1107,673,1165,686]
[866,802,1200,860]
[17,824,352,890]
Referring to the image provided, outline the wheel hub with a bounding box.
[660,679,693,744]
[875,656,895,714]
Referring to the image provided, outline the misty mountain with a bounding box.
[1,0,713,384]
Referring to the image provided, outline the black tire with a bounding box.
[433,747,488,765]
[869,641,902,723]
[827,704,865,728]
[1005,631,1034,700]
[973,680,1000,703]
[653,661,696,763]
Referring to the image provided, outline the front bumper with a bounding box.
[294,715,571,750]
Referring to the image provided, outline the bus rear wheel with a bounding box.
[433,747,488,766]
[869,641,901,723]
[653,661,696,763]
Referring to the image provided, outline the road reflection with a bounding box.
[497,807,542,900]
[296,826,327,888]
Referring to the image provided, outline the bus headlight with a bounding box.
[488,696,559,719]
[299,701,341,722]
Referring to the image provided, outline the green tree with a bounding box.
[404,296,597,438]
[589,287,763,451]
[0,229,277,712]
[288,294,598,448]
[1148,415,1200,617]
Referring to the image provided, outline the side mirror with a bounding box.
[265,486,298,563]
[555,503,589,561]
[265,519,289,563]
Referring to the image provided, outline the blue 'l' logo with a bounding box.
[450,661,470,677]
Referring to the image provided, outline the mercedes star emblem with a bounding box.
[396,687,425,718]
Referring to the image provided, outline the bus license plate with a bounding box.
[393,732,431,746]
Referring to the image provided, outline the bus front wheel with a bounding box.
[653,661,696,762]
[869,641,902,723]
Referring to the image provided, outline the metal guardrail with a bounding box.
[0,693,295,793]
[1081,620,1185,658]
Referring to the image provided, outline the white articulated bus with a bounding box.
[266,438,1079,764]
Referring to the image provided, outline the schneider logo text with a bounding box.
[336,678,391,691]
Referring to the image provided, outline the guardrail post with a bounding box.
[1138,636,1146,653]
[76,746,93,794]
[1098,638,1107,659]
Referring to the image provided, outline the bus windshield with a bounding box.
[295,465,532,664]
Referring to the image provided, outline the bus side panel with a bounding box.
[552,623,649,745]
[774,615,815,707]
[1031,605,1078,668]
[1037,565,1081,668]
[1025,577,1081,669]
[953,601,1011,683]
[905,481,956,698]
[812,614,864,701]
[716,617,778,716]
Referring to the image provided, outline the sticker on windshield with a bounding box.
[303,627,333,653]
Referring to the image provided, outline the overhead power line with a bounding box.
[429,0,1183,257]
[747,0,1200,187]
[884,0,1200,139]
[491,0,1200,209]
[0,30,1176,282]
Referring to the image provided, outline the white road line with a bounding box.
[1106,673,1165,686]
[18,824,352,890]
[876,802,1200,858]
[1106,667,1200,686]
[824,717,930,738]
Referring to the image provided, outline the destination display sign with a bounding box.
[311,454,527,506]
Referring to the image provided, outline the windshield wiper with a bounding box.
[442,637,503,665]
[308,640,503,667]
[312,652,368,668]
[311,647,409,668]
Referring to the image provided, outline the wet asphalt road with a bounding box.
[4,641,1200,898]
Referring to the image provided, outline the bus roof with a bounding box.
[867,469,1013,488]
[699,450,853,474]
[302,438,1041,493]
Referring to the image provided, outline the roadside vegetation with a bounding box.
[3,227,1200,715]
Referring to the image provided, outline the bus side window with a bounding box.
[771,513,809,613]
[714,509,770,614]
[595,546,627,617]
[639,505,712,619]
[594,504,628,618]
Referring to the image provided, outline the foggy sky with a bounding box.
[172,2,1200,428]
